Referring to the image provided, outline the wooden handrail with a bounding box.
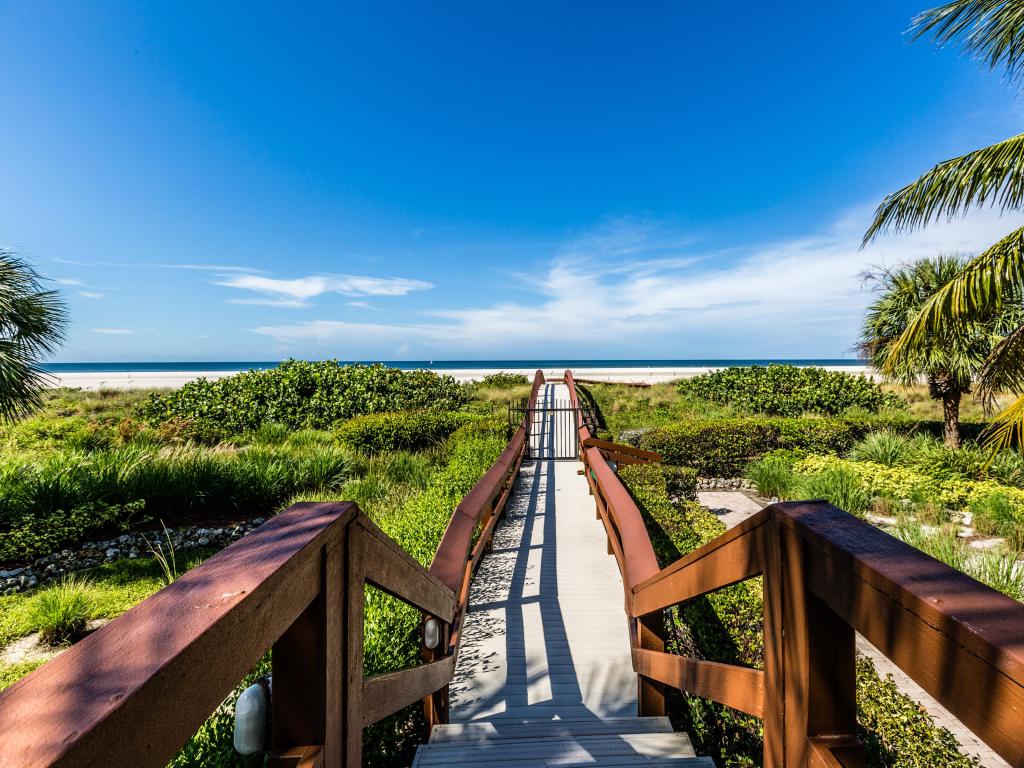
[0,370,547,768]
[566,369,1024,768]
[564,369,666,715]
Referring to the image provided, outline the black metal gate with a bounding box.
[509,398,596,460]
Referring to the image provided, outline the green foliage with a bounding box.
[849,430,911,466]
[28,574,95,645]
[139,361,469,439]
[0,251,68,422]
[795,463,873,516]
[478,372,530,388]
[620,463,982,767]
[971,491,1024,548]
[636,416,871,477]
[336,410,472,453]
[677,365,901,417]
[856,658,979,767]
[0,441,357,562]
[745,455,796,499]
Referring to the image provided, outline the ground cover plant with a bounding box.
[677,365,902,417]
[620,463,982,768]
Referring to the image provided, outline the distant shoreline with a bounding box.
[44,362,874,390]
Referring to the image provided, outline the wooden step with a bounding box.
[430,716,675,743]
[413,731,706,766]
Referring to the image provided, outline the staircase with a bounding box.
[413,716,712,766]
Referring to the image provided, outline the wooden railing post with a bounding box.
[637,614,666,717]
[270,532,346,767]
[764,520,860,767]
[422,620,451,730]
[345,525,366,767]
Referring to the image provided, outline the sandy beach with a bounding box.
[47,365,874,390]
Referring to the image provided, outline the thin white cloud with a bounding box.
[252,207,1024,358]
[91,328,134,335]
[78,291,104,299]
[53,258,261,273]
[56,278,81,286]
[218,273,433,308]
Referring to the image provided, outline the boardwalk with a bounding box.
[413,383,708,766]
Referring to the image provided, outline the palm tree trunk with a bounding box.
[942,390,962,449]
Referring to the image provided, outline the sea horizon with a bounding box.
[42,358,866,373]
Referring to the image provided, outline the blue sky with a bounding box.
[2,1,1023,361]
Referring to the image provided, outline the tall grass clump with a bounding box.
[29,575,95,645]
[745,455,795,499]
[970,492,1024,548]
[849,430,910,467]
[796,464,871,516]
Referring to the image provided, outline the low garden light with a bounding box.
[424,617,440,650]
[233,677,271,755]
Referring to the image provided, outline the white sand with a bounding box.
[47,365,874,390]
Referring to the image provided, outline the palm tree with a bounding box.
[864,1,1024,449]
[860,255,1022,447]
[0,250,68,421]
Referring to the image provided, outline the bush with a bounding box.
[635,416,869,477]
[678,365,902,416]
[619,463,981,767]
[478,372,530,389]
[336,410,473,453]
[29,575,94,645]
[139,361,469,439]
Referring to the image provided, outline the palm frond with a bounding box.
[977,321,1024,402]
[882,226,1024,372]
[0,250,68,421]
[982,391,1024,452]
[912,0,1024,82]
[863,133,1024,242]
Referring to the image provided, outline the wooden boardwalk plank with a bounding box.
[450,383,637,723]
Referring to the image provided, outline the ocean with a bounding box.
[42,359,863,373]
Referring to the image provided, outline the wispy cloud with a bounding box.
[78,291,104,299]
[56,278,81,286]
[253,207,1024,358]
[217,273,433,308]
[53,258,261,273]
[91,328,134,335]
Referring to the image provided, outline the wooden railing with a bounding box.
[564,369,1024,768]
[0,370,546,768]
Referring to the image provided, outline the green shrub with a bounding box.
[139,361,468,439]
[620,464,981,767]
[635,416,868,476]
[745,455,796,499]
[971,492,1024,548]
[336,410,472,453]
[849,430,911,467]
[678,365,902,416]
[29,575,95,645]
[478,372,530,388]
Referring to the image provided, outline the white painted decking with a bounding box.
[412,383,709,766]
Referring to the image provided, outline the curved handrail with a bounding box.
[0,370,548,767]
[568,368,1024,767]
